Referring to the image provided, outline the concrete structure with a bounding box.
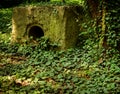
[11,5,83,49]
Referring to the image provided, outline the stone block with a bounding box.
[11,5,83,49]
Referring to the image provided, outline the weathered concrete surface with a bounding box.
[11,5,83,49]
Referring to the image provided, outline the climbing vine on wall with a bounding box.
[106,0,120,51]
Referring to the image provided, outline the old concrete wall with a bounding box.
[11,5,83,49]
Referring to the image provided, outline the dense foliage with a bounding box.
[0,9,12,33]
[0,0,120,93]
[106,0,120,52]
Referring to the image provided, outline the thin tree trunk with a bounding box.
[99,4,107,49]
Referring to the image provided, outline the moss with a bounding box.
[11,5,83,49]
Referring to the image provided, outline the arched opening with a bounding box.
[28,26,44,40]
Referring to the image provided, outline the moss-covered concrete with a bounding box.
[11,5,83,49]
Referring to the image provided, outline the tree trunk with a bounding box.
[86,0,100,18]
[86,0,107,63]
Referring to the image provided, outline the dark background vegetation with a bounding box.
[0,0,50,8]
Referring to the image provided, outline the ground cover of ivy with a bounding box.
[0,7,120,94]
[0,35,120,94]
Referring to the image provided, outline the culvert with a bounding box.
[28,25,44,40]
[12,6,83,49]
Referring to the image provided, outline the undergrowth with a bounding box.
[0,33,120,94]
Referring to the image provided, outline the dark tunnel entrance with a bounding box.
[28,26,44,40]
